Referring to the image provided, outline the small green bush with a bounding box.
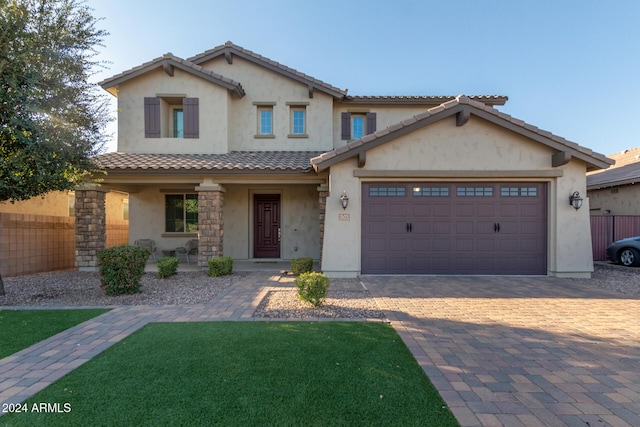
[157,257,179,278]
[296,272,329,307]
[291,257,313,275]
[97,245,150,296]
[208,256,234,277]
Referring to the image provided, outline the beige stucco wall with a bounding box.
[588,184,640,215]
[115,68,230,154]
[321,116,594,278]
[114,57,335,155]
[128,183,319,260]
[199,57,334,152]
[332,104,454,149]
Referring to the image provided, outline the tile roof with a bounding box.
[99,54,245,97]
[187,41,347,98]
[587,147,640,188]
[342,95,508,106]
[311,95,613,172]
[95,151,323,174]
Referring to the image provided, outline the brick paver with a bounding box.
[2,271,638,427]
[363,275,640,427]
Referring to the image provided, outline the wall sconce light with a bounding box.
[569,191,583,210]
[340,191,349,210]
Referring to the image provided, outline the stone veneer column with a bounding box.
[317,184,329,265]
[75,187,108,270]
[196,184,225,267]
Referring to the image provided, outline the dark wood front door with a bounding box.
[254,194,281,258]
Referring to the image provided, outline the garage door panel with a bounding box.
[456,221,474,234]
[456,239,474,251]
[361,182,546,275]
[388,238,407,252]
[433,222,451,234]
[432,204,452,217]
[476,204,496,217]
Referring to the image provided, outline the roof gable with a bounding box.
[188,41,347,99]
[99,54,245,98]
[311,95,613,172]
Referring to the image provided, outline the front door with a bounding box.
[254,194,281,258]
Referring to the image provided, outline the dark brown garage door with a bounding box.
[361,183,547,275]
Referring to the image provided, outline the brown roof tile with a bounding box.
[342,95,508,106]
[587,147,640,188]
[95,151,323,174]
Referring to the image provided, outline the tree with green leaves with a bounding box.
[0,0,110,295]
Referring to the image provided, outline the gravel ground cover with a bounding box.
[0,264,637,316]
[0,271,245,306]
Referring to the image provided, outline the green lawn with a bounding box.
[2,322,459,427]
[0,309,111,359]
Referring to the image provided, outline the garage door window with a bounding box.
[412,187,449,197]
[456,187,493,196]
[501,187,538,197]
[369,186,406,197]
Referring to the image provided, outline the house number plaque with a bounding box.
[338,213,350,221]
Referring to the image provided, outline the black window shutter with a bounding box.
[144,97,160,138]
[183,98,199,138]
[341,112,351,140]
[366,112,377,135]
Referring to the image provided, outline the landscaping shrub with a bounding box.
[296,272,329,307]
[157,257,179,278]
[290,257,313,275]
[208,256,234,277]
[97,245,149,296]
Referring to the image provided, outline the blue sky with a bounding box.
[88,0,640,157]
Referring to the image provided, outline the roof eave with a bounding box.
[189,45,347,99]
[312,101,613,173]
[99,57,245,98]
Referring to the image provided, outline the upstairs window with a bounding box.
[173,108,184,138]
[144,97,199,138]
[341,112,376,140]
[259,108,273,134]
[287,103,308,137]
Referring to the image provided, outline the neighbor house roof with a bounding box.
[187,41,347,99]
[587,147,640,189]
[311,95,613,173]
[341,95,508,106]
[95,151,323,175]
[99,53,245,98]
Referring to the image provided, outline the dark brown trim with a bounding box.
[552,151,572,167]
[456,107,470,126]
[358,151,366,168]
[162,60,174,77]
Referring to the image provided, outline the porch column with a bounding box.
[196,184,225,267]
[317,184,329,264]
[75,187,108,270]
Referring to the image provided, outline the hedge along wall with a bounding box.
[0,213,128,277]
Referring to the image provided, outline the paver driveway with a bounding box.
[363,276,640,427]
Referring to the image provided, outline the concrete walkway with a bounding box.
[1,271,639,427]
[362,275,640,427]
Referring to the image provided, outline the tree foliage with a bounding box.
[0,0,110,203]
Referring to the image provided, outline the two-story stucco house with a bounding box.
[82,41,612,278]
